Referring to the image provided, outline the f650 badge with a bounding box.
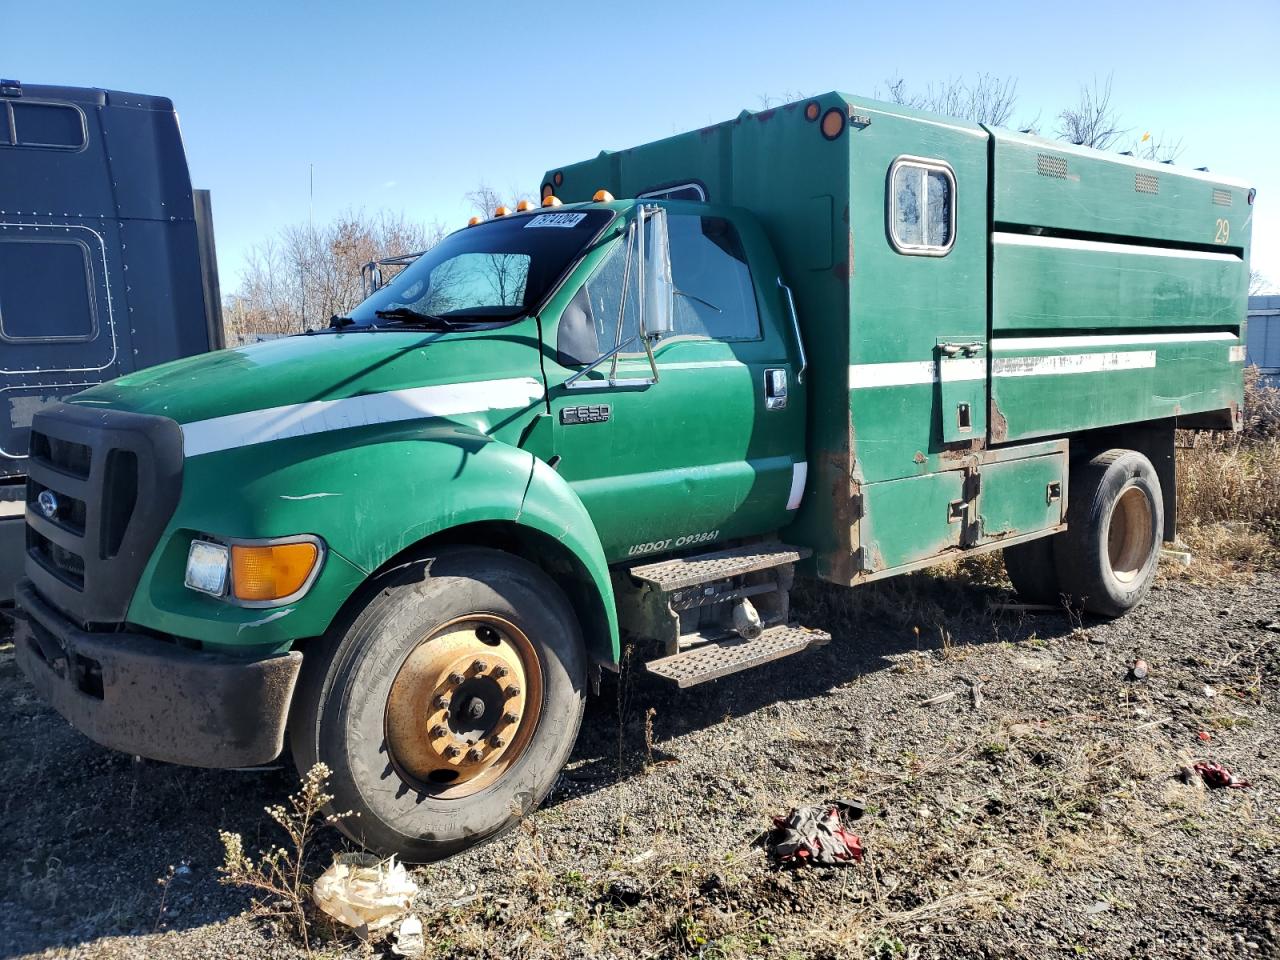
[560,404,611,425]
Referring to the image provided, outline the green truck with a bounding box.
[14,93,1251,861]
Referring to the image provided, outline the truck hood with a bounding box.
[69,327,546,436]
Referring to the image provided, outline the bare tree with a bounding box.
[1055,75,1126,150]
[466,182,533,218]
[1251,270,1272,296]
[883,73,1019,127]
[226,210,446,344]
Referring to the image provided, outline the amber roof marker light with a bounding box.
[820,107,846,140]
[542,195,563,207]
[592,189,614,202]
[804,100,821,122]
[516,199,536,212]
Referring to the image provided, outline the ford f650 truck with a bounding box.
[14,93,1250,861]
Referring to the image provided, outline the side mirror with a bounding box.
[640,206,674,341]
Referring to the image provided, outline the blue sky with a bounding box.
[4,0,1278,292]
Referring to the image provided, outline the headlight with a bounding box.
[184,536,324,605]
[185,540,230,596]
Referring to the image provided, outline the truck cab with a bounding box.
[13,92,1250,862]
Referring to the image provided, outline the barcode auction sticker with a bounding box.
[524,213,588,229]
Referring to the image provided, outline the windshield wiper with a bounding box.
[328,314,356,329]
[372,307,480,330]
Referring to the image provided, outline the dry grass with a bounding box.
[1174,368,1280,572]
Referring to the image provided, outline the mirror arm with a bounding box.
[564,335,642,388]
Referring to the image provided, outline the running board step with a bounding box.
[644,623,831,688]
[629,542,811,592]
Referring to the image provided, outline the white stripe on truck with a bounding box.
[993,232,1242,263]
[180,377,546,458]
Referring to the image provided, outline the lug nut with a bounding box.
[444,744,462,759]
[466,747,484,762]
[471,659,488,673]
[433,694,450,709]
[448,672,465,685]
[494,665,509,678]
[490,735,506,748]
[503,711,519,724]
[505,685,521,698]
[430,724,449,739]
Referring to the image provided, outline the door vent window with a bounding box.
[888,158,956,256]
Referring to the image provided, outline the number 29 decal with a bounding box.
[1214,218,1231,244]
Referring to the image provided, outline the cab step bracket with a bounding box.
[643,623,831,688]
[628,542,811,592]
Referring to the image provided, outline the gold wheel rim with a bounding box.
[384,614,543,799]
[1107,485,1154,584]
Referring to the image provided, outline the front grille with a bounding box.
[29,433,92,479]
[24,402,183,626]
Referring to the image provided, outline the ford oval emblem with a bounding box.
[36,489,59,519]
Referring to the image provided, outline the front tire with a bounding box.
[1054,449,1163,618]
[290,547,586,862]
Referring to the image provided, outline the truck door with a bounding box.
[544,207,805,563]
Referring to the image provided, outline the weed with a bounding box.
[217,763,352,954]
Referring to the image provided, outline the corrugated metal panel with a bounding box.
[1247,295,1280,380]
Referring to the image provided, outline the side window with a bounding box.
[889,158,955,256]
[638,182,707,202]
[2,102,86,150]
[0,238,97,341]
[668,214,760,340]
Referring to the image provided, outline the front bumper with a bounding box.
[12,579,302,768]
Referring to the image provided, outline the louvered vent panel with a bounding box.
[1135,173,1159,195]
[1212,188,1233,206]
[1036,154,1068,179]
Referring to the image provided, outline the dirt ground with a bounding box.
[2,558,1278,960]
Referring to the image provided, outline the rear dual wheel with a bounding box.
[290,547,585,862]
[1004,448,1163,617]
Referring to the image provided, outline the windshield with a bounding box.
[345,209,613,329]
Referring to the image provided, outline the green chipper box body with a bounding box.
[545,92,1249,584]
[11,91,1250,861]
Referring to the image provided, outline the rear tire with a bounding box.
[289,546,586,862]
[1053,449,1163,618]
[1003,536,1061,605]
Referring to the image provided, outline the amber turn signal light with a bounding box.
[821,107,846,140]
[231,541,320,602]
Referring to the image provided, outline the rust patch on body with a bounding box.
[989,398,1009,443]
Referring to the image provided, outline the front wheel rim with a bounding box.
[1106,485,1155,584]
[384,614,544,799]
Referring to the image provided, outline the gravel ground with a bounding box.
[2,558,1278,960]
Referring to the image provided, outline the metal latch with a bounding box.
[764,369,788,410]
[939,341,983,358]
